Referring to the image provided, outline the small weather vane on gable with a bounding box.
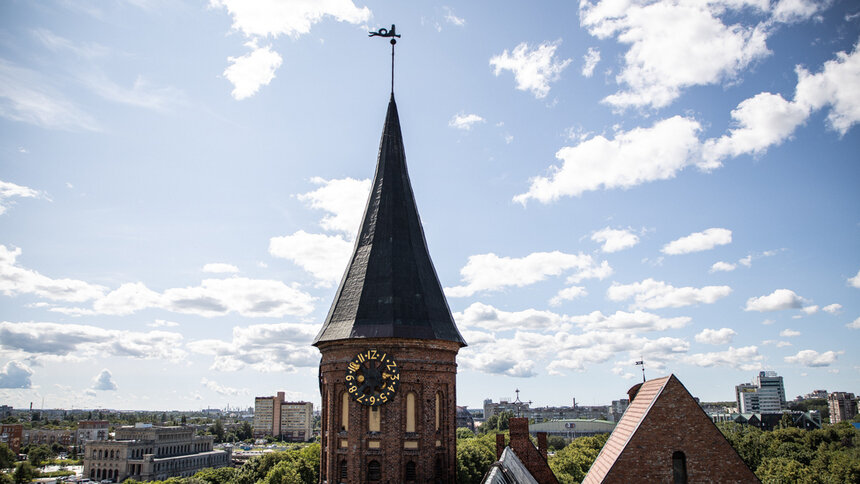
[369,24,402,93]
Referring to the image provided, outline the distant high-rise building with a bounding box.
[253,392,313,441]
[828,392,857,424]
[0,424,23,454]
[735,371,786,413]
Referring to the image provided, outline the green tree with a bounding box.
[210,419,225,443]
[13,462,36,484]
[0,443,16,469]
[756,457,811,483]
[546,435,567,451]
[27,444,52,467]
[237,422,253,441]
[456,438,496,484]
[261,460,302,484]
[192,466,237,484]
[456,427,475,440]
[548,434,608,484]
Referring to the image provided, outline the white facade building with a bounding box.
[735,371,786,414]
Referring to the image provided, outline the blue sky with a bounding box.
[0,0,858,411]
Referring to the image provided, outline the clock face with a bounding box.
[345,349,400,406]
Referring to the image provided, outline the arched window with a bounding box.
[672,451,687,484]
[367,460,381,481]
[340,392,349,431]
[406,393,416,433]
[405,461,417,482]
[338,459,348,483]
[435,392,442,431]
[369,406,381,432]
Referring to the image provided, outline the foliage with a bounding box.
[456,427,476,440]
[13,462,37,484]
[718,421,860,483]
[456,433,497,484]
[210,420,225,443]
[788,398,829,421]
[26,444,52,467]
[191,466,238,484]
[0,443,16,469]
[548,434,608,484]
[546,435,567,451]
[231,444,319,484]
[478,411,514,434]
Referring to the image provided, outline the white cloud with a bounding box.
[739,255,753,267]
[490,40,572,99]
[269,231,352,287]
[297,177,370,235]
[445,251,611,297]
[0,180,43,215]
[443,6,466,26]
[201,377,246,396]
[848,269,860,289]
[580,0,770,109]
[549,286,587,306]
[0,59,99,131]
[0,245,107,302]
[449,113,485,130]
[223,43,283,100]
[780,329,801,337]
[188,323,319,372]
[147,319,179,328]
[0,321,187,363]
[211,0,371,39]
[0,360,33,388]
[662,228,732,255]
[822,303,842,314]
[701,92,810,169]
[582,47,601,77]
[710,261,737,272]
[763,339,792,348]
[801,305,818,315]
[514,116,701,204]
[744,289,805,311]
[591,227,639,253]
[572,310,691,332]
[695,327,736,345]
[795,39,860,135]
[454,302,569,331]
[784,349,842,367]
[162,277,315,317]
[847,317,860,329]
[771,0,824,23]
[607,278,732,310]
[91,369,117,391]
[684,346,762,370]
[80,73,185,112]
[202,263,239,274]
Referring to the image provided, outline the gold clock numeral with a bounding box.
[348,362,360,372]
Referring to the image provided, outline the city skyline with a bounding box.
[1,1,859,411]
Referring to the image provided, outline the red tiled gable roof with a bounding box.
[582,376,670,483]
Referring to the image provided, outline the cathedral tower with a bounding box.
[314,95,466,483]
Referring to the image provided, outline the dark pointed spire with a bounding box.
[313,95,466,347]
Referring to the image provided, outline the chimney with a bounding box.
[537,432,548,460]
[495,433,505,460]
[277,391,285,402]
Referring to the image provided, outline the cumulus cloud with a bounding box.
[710,261,736,272]
[683,346,762,370]
[223,43,283,100]
[607,278,732,310]
[296,177,370,235]
[579,0,771,109]
[445,251,611,297]
[513,116,701,204]
[0,245,107,302]
[0,180,43,215]
[780,329,801,337]
[490,40,571,99]
[549,286,587,306]
[0,360,33,388]
[847,317,860,329]
[662,228,732,255]
[794,40,860,135]
[147,319,179,328]
[572,310,691,332]
[454,302,569,331]
[269,231,352,287]
[695,327,736,345]
[91,369,117,391]
[581,47,601,77]
[849,269,860,288]
[188,323,319,372]
[822,303,842,314]
[211,0,371,99]
[201,377,246,396]
[801,305,818,315]
[449,113,485,130]
[591,227,639,253]
[202,263,239,274]
[784,349,842,367]
[0,321,186,363]
[744,289,805,311]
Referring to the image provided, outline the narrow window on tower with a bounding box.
[367,460,382,481]
[369,406,381,432]
[406,392,416,433]
[338,460,347,483]
[435,392,442,431]
[672,451,687,484]
[405,461,417,482]
[340,392,349,432]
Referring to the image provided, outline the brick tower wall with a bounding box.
[317,338,460,483]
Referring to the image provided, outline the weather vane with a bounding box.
[635,357,646,383]
[369,24,401,93]
[513,389,532,418]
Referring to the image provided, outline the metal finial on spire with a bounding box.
[513,388,532,418]
[369,24,401,93]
